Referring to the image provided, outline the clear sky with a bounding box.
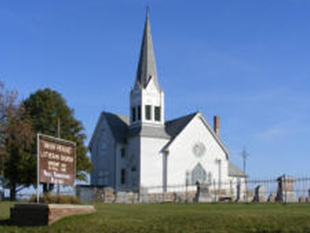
[1,0,310,179]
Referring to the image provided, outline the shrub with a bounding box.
[29,194,81,204]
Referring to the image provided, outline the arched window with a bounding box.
[191,163,207,185]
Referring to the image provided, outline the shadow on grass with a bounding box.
[0,219,10,226]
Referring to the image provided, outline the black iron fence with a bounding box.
[2,175,310,204]
[76,175,310,204]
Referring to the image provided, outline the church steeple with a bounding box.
[130,10,166,130]
[135,10,160,90]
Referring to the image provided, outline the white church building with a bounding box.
[89,13,247,200]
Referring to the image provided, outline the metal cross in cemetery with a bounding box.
[241,147,250,174]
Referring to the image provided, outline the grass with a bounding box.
[1,202,310,233]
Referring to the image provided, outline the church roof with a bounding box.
[165,112,198,139]
[104,112,129,143]
[163,112,230,158]
[90,112,231,159]
[160,112,197,150]
[128,125,170,139]
[89,112,129,148]
[135,11,160,90]
[228,161,247,177]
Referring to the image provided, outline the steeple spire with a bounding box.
[130,10,166,130]
[135,9,160,90]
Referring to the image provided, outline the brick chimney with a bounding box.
[214,116,219,137]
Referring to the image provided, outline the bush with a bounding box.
[29,194,81,204]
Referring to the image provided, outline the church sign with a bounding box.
[38,134,76,186]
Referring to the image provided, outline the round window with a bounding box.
[192,142,206,158]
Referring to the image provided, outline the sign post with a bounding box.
[36,134,76,203]
[37,134,40,203]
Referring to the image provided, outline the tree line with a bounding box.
[0,82,92,200]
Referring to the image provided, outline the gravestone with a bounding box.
[115,191,129,203]
[253,185,266,202]
[267,193,276,202]
[173,192,185,203]
[276,174,297,203]
[139,187,149,203]
[127,192,138,203]
[306,189,310,203]
[195,182,213,203]
[162,192,175,203]
[299,196,306,203]
[103,187,115,203]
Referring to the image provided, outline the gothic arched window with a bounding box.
[191,163,207,185]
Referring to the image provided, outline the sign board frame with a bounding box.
[37,134,76,203]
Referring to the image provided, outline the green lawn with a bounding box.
[1,202,310,233]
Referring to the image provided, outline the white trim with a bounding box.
[38,133,76,146]
[196,113,230,158]
[88,113,104,149]
[163,112,230,159]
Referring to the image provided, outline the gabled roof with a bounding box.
[90,111,231,160]
[197,113,230,158]
[89,112,129,149]
[104,113,129,143]
[165,112,198,139]
[228,161,247,178]
[161,112,198,150]
[135,11,160,90]
[163,112,230,158]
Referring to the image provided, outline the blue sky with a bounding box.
[1,0,310,179]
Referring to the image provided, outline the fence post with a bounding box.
[245,179,248,203]
[185,180,188,203]
[162,185,164,203]
[284,176,287,204]
[213,180,216,202]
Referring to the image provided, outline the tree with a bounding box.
[0,82,35,200]
[23,88,92,191]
